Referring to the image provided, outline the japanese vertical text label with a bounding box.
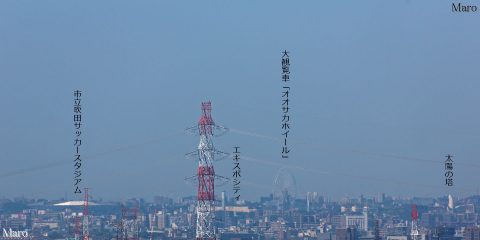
[281,50,291,159]
[445,154,454,186]
[232,147,241,201]
[73,90,83,194]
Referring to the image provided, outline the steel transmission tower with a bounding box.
[411,204,419,240]
[73,188,89,240]
[75,212,81,240]
[116,206,140,240]
[83,188,89,240]
[186,102,228,240]
[374,219,381,240]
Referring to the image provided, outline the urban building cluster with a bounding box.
[1,193,480,240]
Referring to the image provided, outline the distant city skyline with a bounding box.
[2,188,480,240]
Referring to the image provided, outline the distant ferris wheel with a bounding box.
[273,167,297,207]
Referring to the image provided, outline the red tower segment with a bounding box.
[411,204,420,240]
[199,102,214,135]
[411,204,419,221]
[197,166,215,201]
[194,101,218,240]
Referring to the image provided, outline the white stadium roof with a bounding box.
[53,201,99,206]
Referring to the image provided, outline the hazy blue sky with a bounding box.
[0,1,479,201]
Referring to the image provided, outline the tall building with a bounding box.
[363,206,368,231]
[447,195,454,212]
[306,192,320,213]
[345,215,368,232]
[465,204,475,214]
[157,211,167,230]
[432,227,462,240]
[334,210,368,232]
[386,236,407,240]
[337,227,359,240]
[220,232,259,240]
[148,213,156,230]
[464,227,480,240]
[269,221,287,240]
[221,191,226,210]
[344,208,368,232]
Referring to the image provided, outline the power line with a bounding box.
[230,128,480,168]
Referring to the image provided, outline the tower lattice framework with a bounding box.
[187,101,228,240]
[83,188,89,240]
[411,204,419,240]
